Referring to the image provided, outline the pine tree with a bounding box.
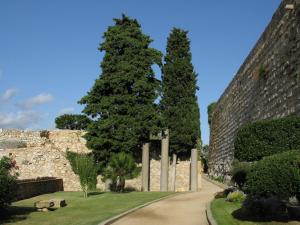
[161,28,201,189]
[79,15,162,165]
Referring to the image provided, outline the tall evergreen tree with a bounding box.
[79,15,162,165]
[161,28,201,164]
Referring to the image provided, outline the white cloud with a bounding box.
[59,107,74,115]
[19,93,54,109]
[0,111,42,129]
[1,88,17,101]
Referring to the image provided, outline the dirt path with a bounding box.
[112,178,222,225]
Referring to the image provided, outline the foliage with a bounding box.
[161,28,201,158]
[103,152,140,192]
[207,102,217,128]
[211,198,289,225]
[66,152,97,198]
[79,15,162,164]
[226,190,246,203]
[40,130,50,139]
[210,175,225,183]
[200,145,209,173]
[230,160,253,190]
[243,195,287,219]
[258,64,267,79]
[245,150,300,200]
[0,156,18,209]
[55,114,91,130]
[234,117,300,161]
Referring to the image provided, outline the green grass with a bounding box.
[1,191,172,225]
[211,198,300,225]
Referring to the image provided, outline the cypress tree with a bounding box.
[79,15,162,165]
[161,28,201,175]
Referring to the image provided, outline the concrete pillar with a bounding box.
[170,153,177,192]
[190,148,198,192]
[105,179,112,192]
[141,142,150,192]
[160,130,169,192]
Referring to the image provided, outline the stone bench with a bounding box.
[34,199,66,212]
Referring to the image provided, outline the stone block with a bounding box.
[49,199,66,208]
[34,200,54,209]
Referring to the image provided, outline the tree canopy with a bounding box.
[55,114,91,130]
[79,15,162,163]
[161,28,201,158]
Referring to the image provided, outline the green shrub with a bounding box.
[103,152,140,192]
[66,152,97,198]
[75,155,98,198]
[245,150,300,200]
[226,190,246,203]
[0,156,18,209]
[243,195,287,219]
[230,160,253,190]
[234,117,300,161]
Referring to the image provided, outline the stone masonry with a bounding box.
[0,129,194,191]
[208,0,300,177]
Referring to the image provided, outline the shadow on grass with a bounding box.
[0,206,36,224]
[87,191,104,197]
[232,207,300,223]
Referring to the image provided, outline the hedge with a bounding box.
[234,117,300,162]
[245,150,300,200]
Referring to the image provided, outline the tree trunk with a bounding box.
[171,153,177,192]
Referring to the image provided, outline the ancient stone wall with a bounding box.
[0,129,194,192]
[209,0,300,177]
[0,129,90,191]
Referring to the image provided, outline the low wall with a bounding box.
[16,178,63,200]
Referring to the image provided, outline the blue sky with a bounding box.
[0,0,281,144]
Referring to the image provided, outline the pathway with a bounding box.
[112,178,222,225]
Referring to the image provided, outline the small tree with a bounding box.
[103,152,140,192]
[55,114,91,130]
[0,156,18,209]
[73,155,97,198]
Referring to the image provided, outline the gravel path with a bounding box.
[112,178,222,225]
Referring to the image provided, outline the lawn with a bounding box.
[1,191,173,225]
[211,198,300,225]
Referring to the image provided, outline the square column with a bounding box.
[160,130,169,191]
[190,148,198,191]
[141,142,150,191]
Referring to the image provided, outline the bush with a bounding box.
[75,155,98,198]
[230,160,253,190]
[234,117,300,161]
[243,195,287,219]
[66,152,97,198]
[0,156,18,209]
[103,152,140,192]
[245,150,300,200]
[226,190,246,203]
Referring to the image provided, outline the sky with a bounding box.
[0,0,281,145]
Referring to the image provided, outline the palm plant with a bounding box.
[103,152,140,192]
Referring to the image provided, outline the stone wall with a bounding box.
[208,0,300,177]
[0,129,90,191]
[0,129,195,192]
